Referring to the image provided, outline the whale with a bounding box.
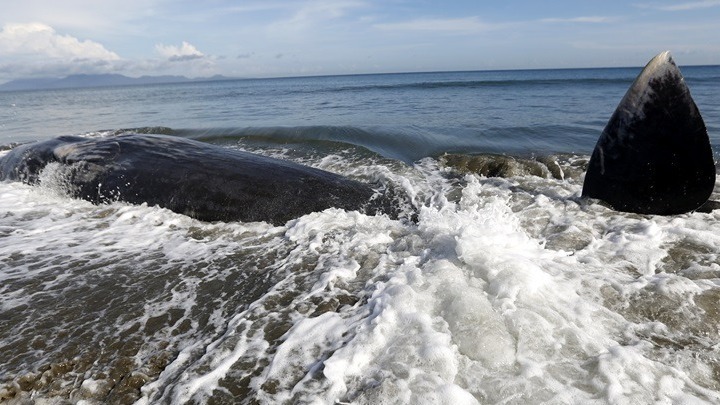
[582,51,716,215]
[1,52,715,221]
[0,134,398,225]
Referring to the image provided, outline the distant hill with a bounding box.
[0,73,235,91]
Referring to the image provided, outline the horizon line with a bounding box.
[2,62,719,90]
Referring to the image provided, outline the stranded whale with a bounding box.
[1,51,716,221]
[582,51,716,215]
[0,134,397,225]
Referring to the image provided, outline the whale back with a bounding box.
[0,134,392,224]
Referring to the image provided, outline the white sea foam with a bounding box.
[139,164,720,403]
[1,154,719,404]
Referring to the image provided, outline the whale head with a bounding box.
[582,51,716,215]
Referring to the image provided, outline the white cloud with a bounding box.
[1,1,161,32]
[0,23,219,81]
[637,0,720,11]
[155,41,205,62]
[374,17,497,33]
[289,0,366,22]
[266,0,367,35]
[150,41,218,77]
[540,16,617,24]
[0,22,120,60]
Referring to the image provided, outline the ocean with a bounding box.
[0,66,719,404]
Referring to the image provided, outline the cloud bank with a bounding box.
[0,22,119,61]
[0,24,218,80]
[0,22,122,78]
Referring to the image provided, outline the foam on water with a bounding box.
[151,157,719,403]
[1,147,719,404]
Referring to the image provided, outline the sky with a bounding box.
[1,0,720,83]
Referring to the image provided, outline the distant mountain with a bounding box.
[0,73,236,91]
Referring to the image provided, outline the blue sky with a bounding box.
[1,0,719,82]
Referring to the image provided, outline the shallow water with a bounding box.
[1,66,719,404]
[1,142,719,404]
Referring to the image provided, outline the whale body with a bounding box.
[582,51,716,215]
[0,134,396,225]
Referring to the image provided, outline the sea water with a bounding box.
[0,66,719,404]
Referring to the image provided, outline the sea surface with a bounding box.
[1,65,719,404]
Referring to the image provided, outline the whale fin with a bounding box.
[582,51,716,215]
